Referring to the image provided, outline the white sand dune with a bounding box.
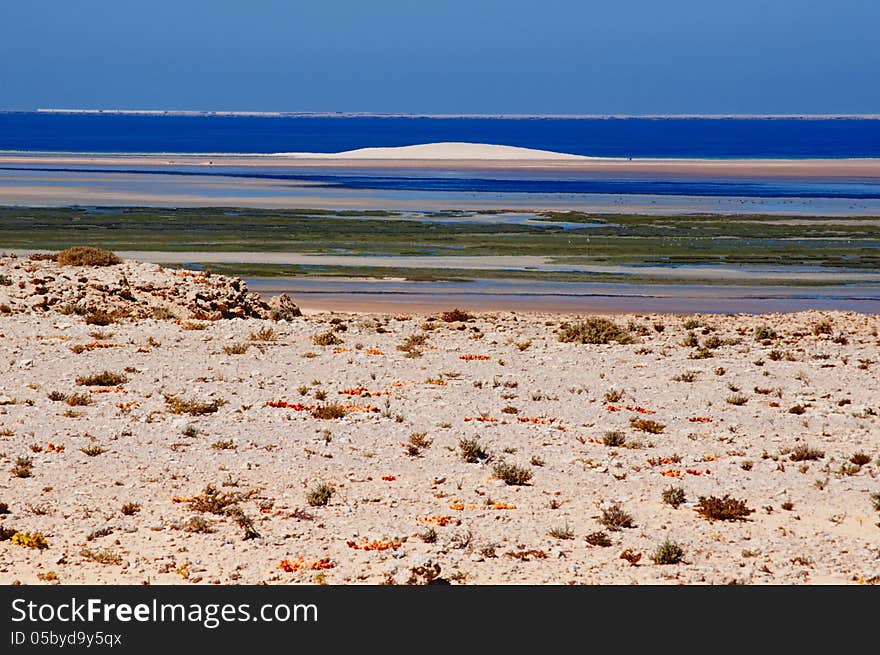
[273,141,591,160]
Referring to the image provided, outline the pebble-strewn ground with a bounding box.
[1,261,879,585]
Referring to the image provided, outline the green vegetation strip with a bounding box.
[2,206,879,272]
[180,262,857,287]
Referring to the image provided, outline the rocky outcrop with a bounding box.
[266,293,302,320]
[0,254,300,321]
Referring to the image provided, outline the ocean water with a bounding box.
[2,112,880,158]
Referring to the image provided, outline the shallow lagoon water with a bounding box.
[247,276,880,314]
[3,168,880,216]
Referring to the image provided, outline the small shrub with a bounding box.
[629,417,665,434]
[850,452,871,467]
[672,371,698,382]
[585,531,612,547]
[187,484,255,514]
[249,326,277,342]
[12,531,49,549]
[789,445,824,462]
[223,342,250,355]
[604,388,624,403]
[500,405,518,415]
[80,548,123,565]
[548,523,574,540]
[312,331,343,346]
[11,456,33,478]
[64,392,92,406]
[164,394,225,416]
[753,325,778,341]
[440,308,473,322]
[598,502,634,531]
[120,502,141,516]
[695,495,753,521]
[306,483,334,507]
[81,444,108,457]
[651,539,685,565]
[558,318,633,345]
[76,370,128,387]
[459,437,490,463]
[211,439,236,450]
[57,246,121,267]
[813,320,833,336]
[602,430,626,447]
[397,333,428,355]
[405,432,432,457]
[703,335,723,349]
[661,485,686,509]
[870,492,880,512]
[84,311,115,326]
[311,404,348,419]
[492,462,532,486]
[227,506,260,540]
[788,404,806,415]
[726,393,749,406]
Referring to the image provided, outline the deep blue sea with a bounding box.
[2,112,880,158]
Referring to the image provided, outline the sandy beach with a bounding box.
[1,253,878,585]
[3,146,880,178]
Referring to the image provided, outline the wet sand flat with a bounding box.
[3,151,880,179]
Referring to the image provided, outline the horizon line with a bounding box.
[4,109,880,120]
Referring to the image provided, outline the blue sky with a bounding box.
[1,1,877,113]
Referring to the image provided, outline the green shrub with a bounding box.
[558,318,633,345]
[492,462,532,486]
[602,430,626,447]
[306,483,334,507]
[459,437,490,463]
[651,538,685,565]
[661,485,686,509]
[598,502,634,531]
